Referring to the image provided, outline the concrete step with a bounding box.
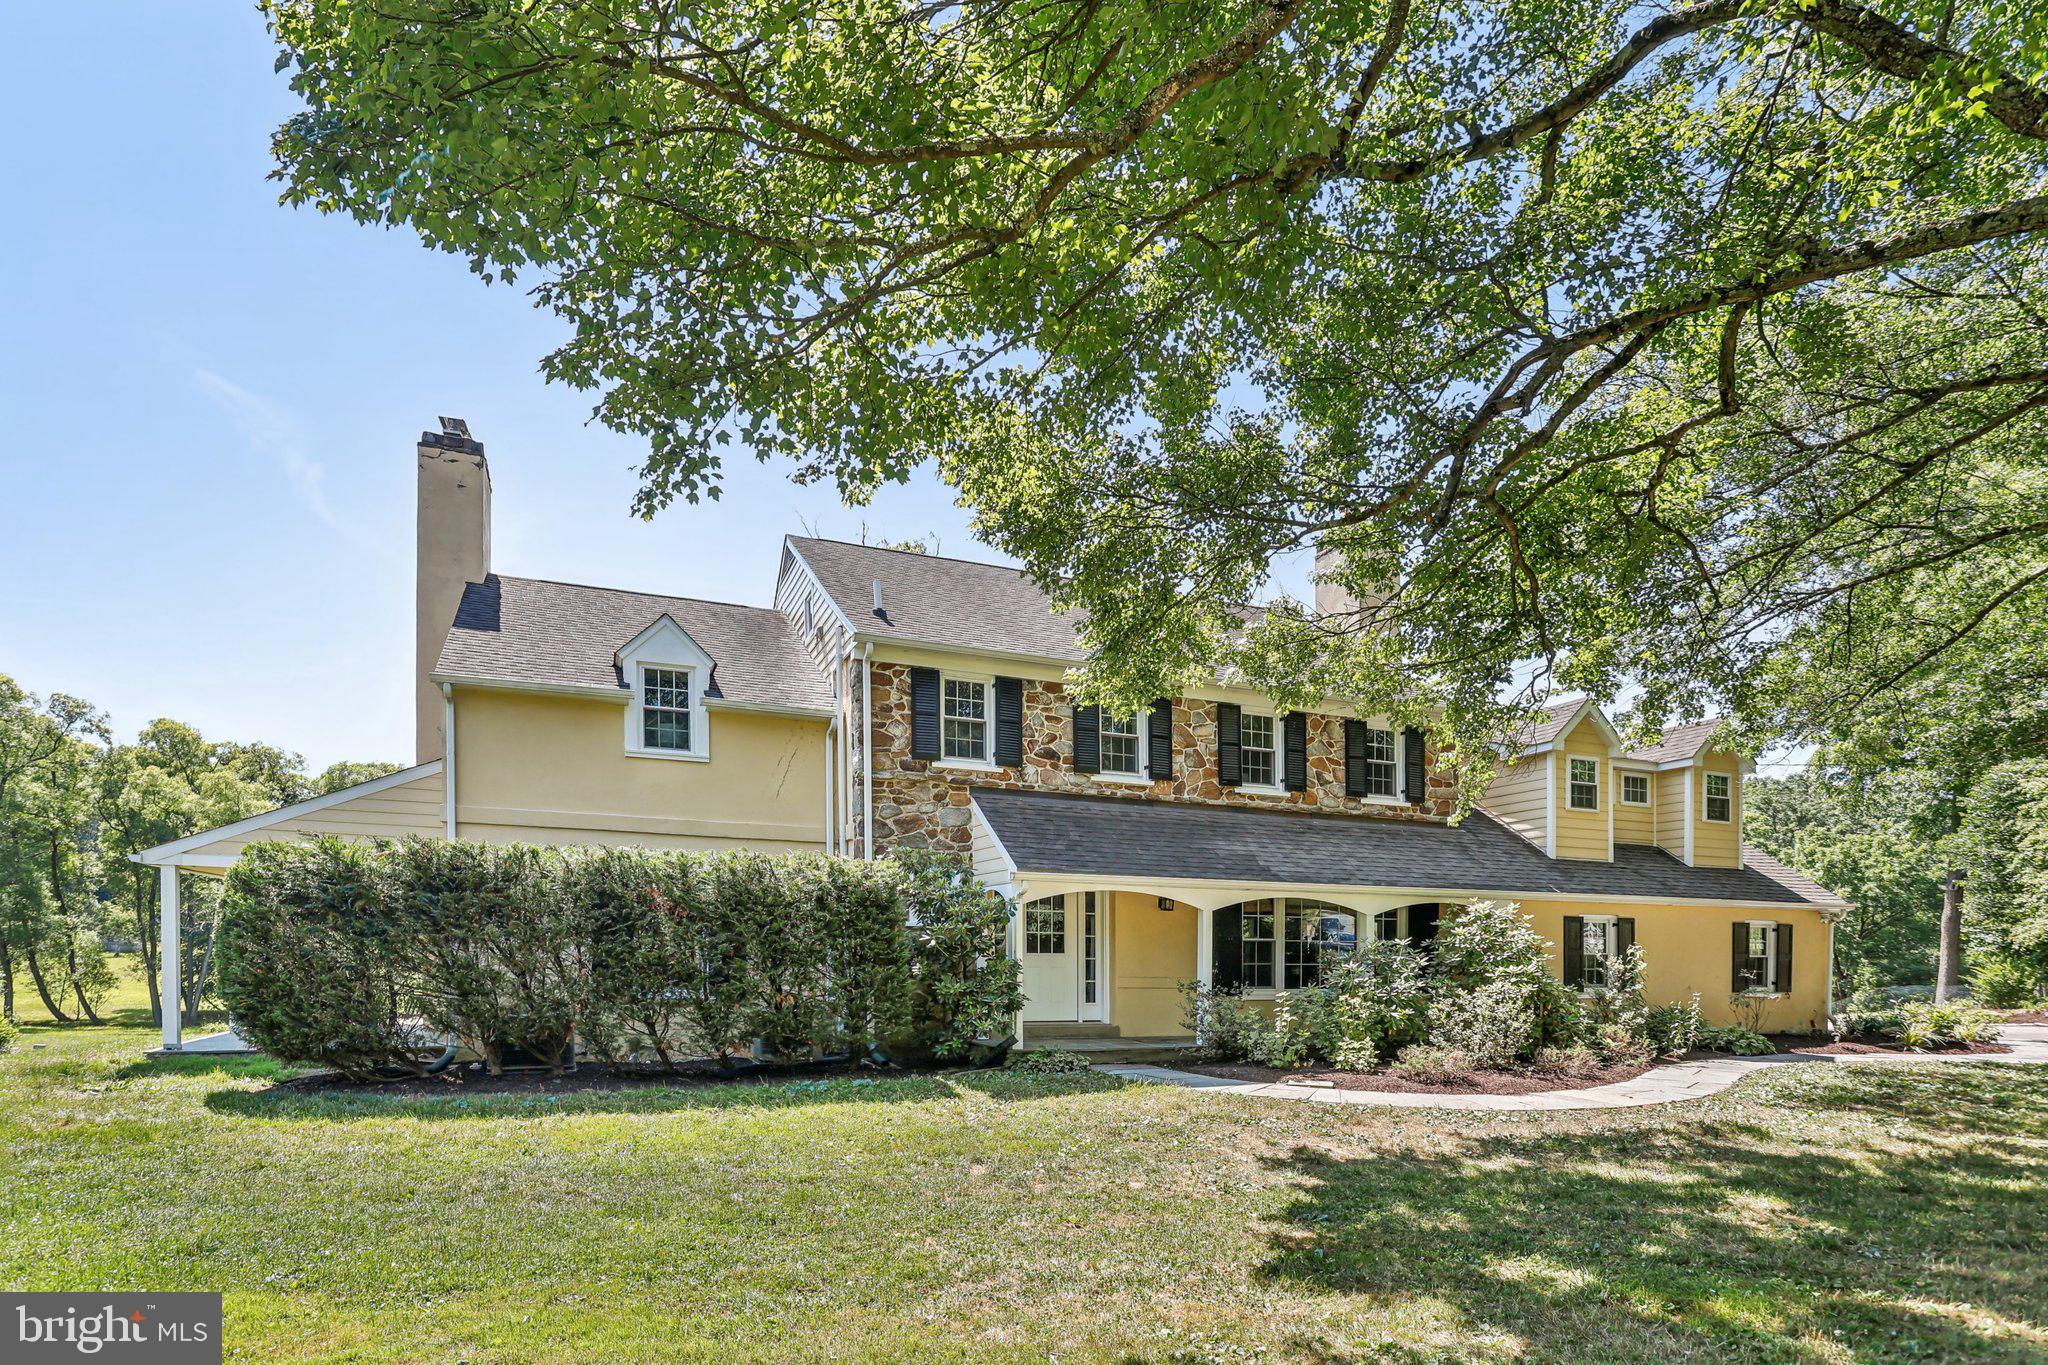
[1023,1022,1121,1040]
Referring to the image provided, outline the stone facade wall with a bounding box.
[861,661,1458,857]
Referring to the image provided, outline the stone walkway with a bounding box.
[1097,1023,2048,1112]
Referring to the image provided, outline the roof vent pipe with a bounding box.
[872,580,885,618]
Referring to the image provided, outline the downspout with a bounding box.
[441,682,457,839]
[861,643,875,860]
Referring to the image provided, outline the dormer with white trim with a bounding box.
[618,614,716,761]
[1480,698,1623,863]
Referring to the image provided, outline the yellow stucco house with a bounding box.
[139,422,1845,1052]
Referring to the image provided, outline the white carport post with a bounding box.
[159,864,181,1051]
[1194,901,1214,1045]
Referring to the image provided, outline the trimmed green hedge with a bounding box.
[217,839,1021,1080]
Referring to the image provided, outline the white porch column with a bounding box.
[1008,887,1026,1046]
[1194,900,1214,1044]
[159,864,182,1051]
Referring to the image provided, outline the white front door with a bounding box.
[1021,895,1078,1023]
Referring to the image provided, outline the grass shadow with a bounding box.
[203,1066,1134,1123]
[115,1054,296,1082]
[1254,1066,2048,1361]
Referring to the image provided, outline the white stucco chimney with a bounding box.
[416,418,491,764]
[1313,541,1359,618]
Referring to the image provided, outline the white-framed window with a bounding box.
[1218,899,1359,992]
[639,666,693,752]
[941,675,990,763]
[1621,772,1651,806]
[1373,907,1406,943]
[1023,900,1066,955]
[1099,712,1143,776]
[1568,756,1600,811]
[621,615,715,761]
[1740,921,1778,993]
[1363,725,1398,798]
[1578,915,1619,989]
[1705,771,1733,823]
[1240,711,1279,788]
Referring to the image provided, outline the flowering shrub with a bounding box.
[1645,996,1705,1053]
[1426,900,1580,1065]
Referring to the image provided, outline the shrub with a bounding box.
[1898,1000,2001,1048]
[888,851,1024,1063]
[386,839,587,1074]
[570,847,721,1066]
[1006,1047,1093,1076]
[1180,983,1272,1063]
[1531,1043,1605,1078]
[1319,939,1432,1060]
[1832,980,1906,1040]
[1591,1023,1653,1069]
[1579,943,1650,1040]
[1424,900,1576,1064]
[0,1014,18,1055]
[1645,996,1704,1053]
[216,840,425,1081]
[1697,1025,1774,1055]
[1389,1044,1477,1085]
[807,857,913,1058]
[1969,957,2042,1010]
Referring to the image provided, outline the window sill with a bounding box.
[1234,784,1290,798]
[1091,771,1153,786]
[935,757,998,773]
[1359,794,1406,807]
[626,748,710,763]
[1567,804,1600,815]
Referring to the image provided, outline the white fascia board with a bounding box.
[131,760,446,866]
[434,674,629,704]
[704,698,834,720]
[968,799,1021,884]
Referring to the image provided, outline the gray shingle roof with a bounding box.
[1509,697,1589,750]
[434,575,834,713]
[1626,719,1726,764]
[972,787,1845,907]
[786,536,1083,660]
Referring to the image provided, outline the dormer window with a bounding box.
[640,667,692,751]
[1705,772,1733,823]
[1621,772,1651,805]
[1568,756,1600,811]
[619,614,715,761]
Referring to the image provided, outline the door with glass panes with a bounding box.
[1020,892,1103,1023]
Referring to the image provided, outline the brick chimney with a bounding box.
[416,419,490,763]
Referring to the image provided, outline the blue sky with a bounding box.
[0,3,1013,771]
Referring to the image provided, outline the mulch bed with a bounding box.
[2002,1010,2048,1025]
[1766,1032,2012,1057]
[1177,1058,1656,1095]
[277,1056,938,1096]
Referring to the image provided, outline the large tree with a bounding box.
[267,0,2048,777]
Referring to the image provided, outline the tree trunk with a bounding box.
[134,876,160,1025]
[0,937,14,1021]
[66,940,104,1025]
[23,943,70,1022]
[1935,870,1965,1002]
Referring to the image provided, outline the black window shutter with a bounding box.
[1775,922,1793,994]
[1408,903,1440,951]
[1212,907,1243,991]
[1217,703,1243,786]
[1616,917,1636,958]
[1344,719,1368,797]
[1283,712,1309,792]
[1732,921,1748,992]
[993,676,1024,767]
[1147,700,1173,780]
[1072,704,1101,773]
[909,667,940,760]
[1562,915,1585,987]
[1403,728,1427,803]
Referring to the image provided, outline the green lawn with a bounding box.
[3,1014,2045,1363]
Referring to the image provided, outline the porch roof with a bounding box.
[969,787,1843,909]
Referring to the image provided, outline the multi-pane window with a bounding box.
[1082,892,1098,1004]
[1705,772,1733,823]
[1568,756,1600,811]
[1579,917,1617,989]
[1621,772,1651,805]
[1100,712,1142,775]
[1373,907,1405,943]
[1023,900,1065,955]
[1740,922,1777,992]
[942,677,989,762]
[1363,725,1398,797]
[1239,900,1277,990]
[1285,905,1359,988]
[1240,713,1278,787]
[641,667,692,751]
